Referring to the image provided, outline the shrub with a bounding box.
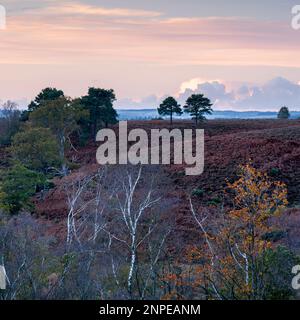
[0,164,46,214]
[192,188,205,197]
[262,230,287,242]
[207,197,221,206]
[261,246,300,300]
[11,127,61,174]
[270,167,281,177]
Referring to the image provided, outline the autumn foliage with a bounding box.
[163,164,293,300]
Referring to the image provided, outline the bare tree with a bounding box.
[61,165,173,299]
[0,100,20,145]
[65,173,94,247]
[103,165,173,299]
[0,213,60,300]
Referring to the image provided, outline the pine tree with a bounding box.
[81,88,118,138]
[184,94,213,126]
[157,96,182,125]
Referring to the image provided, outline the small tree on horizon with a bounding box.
[184,94,213,126]
[157,96,182,125]
[277,106,290,119]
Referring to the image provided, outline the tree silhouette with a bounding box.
[21,87,64,121]
[184,94,213,126]
[157,96,182,125]
[81,88,118,138]
[277,106,290,119]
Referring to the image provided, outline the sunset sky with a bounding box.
[1,0,300,110]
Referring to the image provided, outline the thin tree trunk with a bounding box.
[59,134,68,176]
[128,237,136,297]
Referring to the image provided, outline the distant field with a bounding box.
[116,109,300,120]
[118,119,300,204]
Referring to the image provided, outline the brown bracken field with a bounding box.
[32,119,300,254]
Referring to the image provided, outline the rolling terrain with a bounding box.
[33,119,300,253]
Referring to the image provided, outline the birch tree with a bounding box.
[185,164,288,300]
[101,166,171,299]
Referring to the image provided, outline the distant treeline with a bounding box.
[117,109,300,121]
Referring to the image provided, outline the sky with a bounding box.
[0,0,300,110]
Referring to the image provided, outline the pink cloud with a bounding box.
[31,2,162,18]
[1,2,300,104]
[1,7,299,66]
[175,77,300,111]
